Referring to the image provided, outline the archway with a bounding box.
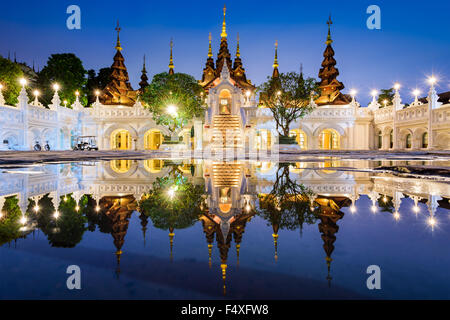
[144,129,163,150]
[318,129,340,150]
[219,89,232,115]
[405,133,412,149]
[255,129,272,150]
[289,129,308,150]
[110,160,132,173]
[111,129,131,150]
[144,159,164,173]
[421,132,428,149]
[377,130,383,149]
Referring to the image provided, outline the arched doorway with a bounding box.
[318,129,340,150]
[405,133,412,149]
[144,129,163,150]
[421,132,428,148]
[219,89,232,115]
[110,160,132,173]
[377,130,382,149]
[289,129,308,150]
[111,129,131,150]
[144,159,164,173]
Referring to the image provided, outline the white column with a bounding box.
[194,118,203,151]
[426,82,441,149]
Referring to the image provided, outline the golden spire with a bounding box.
[208,32,213,58]
[168,38,174,74]
[220,263,227,295]
[115,250,122,277]
[272,233,278,262]
[236,33,240,58]
[169,230,175,262]
[326,14,333,45]
[273,40,279,68]
[236,243,240,267]
[221,4,227,38]
[208,243,213,268]
[115,20,122,51]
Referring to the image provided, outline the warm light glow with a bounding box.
[0,212,3,219]
[53,83,60,91]
[33,90,40,97]
[167,185,177,199]
[383,196,387,203]
[245,204,251,212]
[393,211,400,221]
[350,205,356,213]
[19,78,27,86]
[63,196,68,202]
[371,89,378,97]
[393,83,401,90]
[413,205,420,213]
[95,205,101,212]
[245,90,251,97]
[20,216,27,225]
[277,90,282,96]
[75,205,80,212]
[383,99,388,106]
[371,205,377,213]
[412,89,420,97]
[53,211,60,219]
[0,83,4,90]
[95,90,100,96]
[167,105,177,117]
[428,217,437,228]
[350,89,357,97]
[427,76,437,85]
[75,90,80,96]
[33,205,39,212]
[63,100,68,106]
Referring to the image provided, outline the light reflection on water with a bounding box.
[0,159,449,299]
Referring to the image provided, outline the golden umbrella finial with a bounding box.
[273,40,279,69]
[115,20,122,51]
[221,4,227,38]
[326,14,333,45]
[208,32,213,58]
[168,38,174,74]
[236,33,240,58]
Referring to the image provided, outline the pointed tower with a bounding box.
[168,38,175,75]
[215,5,233,78]
[100,21,137,106]
[139,55,149,93]
[272,40,280,79]
[200,33,216,87]
[315,15,350,106]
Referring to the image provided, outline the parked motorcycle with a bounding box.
[34,141,41,151]
[44,141,50,151]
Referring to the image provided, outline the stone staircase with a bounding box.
[212,162,242,187]
[211,115,243,148]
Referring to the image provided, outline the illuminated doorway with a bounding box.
[219,89,232,115]
[110,160,132,173]
[144,159,164,173]
[289,129,308,150]
[318,129,340,150]
[144,129,163,150]
[111,129,131,150]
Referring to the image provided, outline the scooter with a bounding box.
[44,141,50,151]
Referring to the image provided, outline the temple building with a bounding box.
[0,7,449,151]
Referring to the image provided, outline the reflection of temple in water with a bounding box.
[0,159,448,293]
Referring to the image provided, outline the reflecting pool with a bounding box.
[0,159,449,299]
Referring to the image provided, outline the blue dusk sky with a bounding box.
[0,0,449,105]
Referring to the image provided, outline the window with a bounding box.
[422,132,428,148]
[406,134,412,149]
[378,131,382,149]
[389,130,393,148]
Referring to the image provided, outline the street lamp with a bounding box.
[167,104,177,117]
[53,83,60,92]
[19,78,27,87]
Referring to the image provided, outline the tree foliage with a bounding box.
[378,88,394,107]
[141,72,204,133]
[0,56,24,105]
[0,196,23,245]
[86,67,112,105]
[259,72,318,137]
[37,53,87,106]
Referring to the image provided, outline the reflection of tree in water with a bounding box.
[36,194,87,248]
[140,168,204,260]
[257,163,318,243]
[377,195,394,213]
[0,197,25,246]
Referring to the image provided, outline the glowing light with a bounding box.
[383,99,388,106]
[309,206,314,211]
[95,90,100,96]
[412,89,420,97]
[427,217,437,228]
[167,185,177,199]
[350,89,357,97]
[0,212,3,219]
[371,205,377,213]
[63,196,68,202]
[33,90,40,97]
[371,89,378,97]
[53,211,60,219]
[0,83,3,90]
[75,90,80,96]
[53,83,60,91]
[245,90,251,97]
[95,205,101,212]
[350,205,356,213]
[393,211,400,221]
[276,90,282,96]
[75,205,80,212]
[413,205,420,213]
[427,76,437,85]
[33,205,40,212]
[383,196,387,203]
[20,216,27,225]
[167,105,177,117]
[393,83,401,90]
[19,78,27,86]
[245,204,251,212]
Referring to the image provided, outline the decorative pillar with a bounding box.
[426,79,442,149]
[392,85,403,149]
[194,118,203,151]
[17,81,29,149]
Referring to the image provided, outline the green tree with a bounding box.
[37,53,87,106]
[259,72,318,140]
[86,67,112,105]
[378,88,394,107]
[0,196,23,245]
[141,72,204,134]
[0,56,24,105]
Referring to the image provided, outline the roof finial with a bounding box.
[208,32,213,57]
[272,233,279,262]
[142,54,146,72]
[236,33,240,58]
[326,14,333,45]
[168,38,174,74]
[273,40,279,68]
[115,20,122,51]
[221,4,227,38]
